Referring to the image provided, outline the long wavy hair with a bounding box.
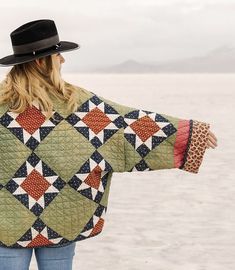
[0,54,79,120]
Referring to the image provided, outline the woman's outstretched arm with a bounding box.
[75,86,217,174]
[97,95,216,174]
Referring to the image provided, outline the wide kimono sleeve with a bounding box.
[98,94,210,174]
[77,86,210,174]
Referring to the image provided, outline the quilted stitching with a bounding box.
[98,129,125,172]
[40,185,98,241]
[145,139,175,170]
[0,189,36,246]
[0,81,209,248]
[0,125,31,185]
[34,120,96,182]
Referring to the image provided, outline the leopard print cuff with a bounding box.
[180,120,210,174]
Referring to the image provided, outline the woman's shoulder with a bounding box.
[63,80,96,110]
[64,80,94,98]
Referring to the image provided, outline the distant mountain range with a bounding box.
[0,46,234,74]
[83,46,235,73]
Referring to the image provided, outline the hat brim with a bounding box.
[0,41,80,66]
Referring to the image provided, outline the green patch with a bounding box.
[144,136,176,170]
[40,185,98,240]
[123,139,142,171]
[0,103,8,117]
[100,172,113,207]
[0,189,36,246]
[98,129,125,172]
[35,120,95,182]
[0,125,31,185]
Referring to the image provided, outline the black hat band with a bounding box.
[13,43,62,57]
[13,35,60,55]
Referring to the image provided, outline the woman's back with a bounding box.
[0,19,217,270]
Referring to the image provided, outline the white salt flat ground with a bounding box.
[1,73,234,270]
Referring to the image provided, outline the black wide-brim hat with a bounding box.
[0,19,80,66]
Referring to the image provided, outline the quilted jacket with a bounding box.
[0,81,210,248]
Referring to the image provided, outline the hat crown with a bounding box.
[10,19,58,46]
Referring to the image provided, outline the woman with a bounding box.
[0,19,217,270]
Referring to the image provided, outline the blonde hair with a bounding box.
[0,54,79,120]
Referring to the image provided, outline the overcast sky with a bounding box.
[0,0,234,70]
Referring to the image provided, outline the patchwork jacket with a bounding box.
[0,81,210,248]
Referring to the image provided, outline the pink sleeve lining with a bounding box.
[174,119,190,168]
